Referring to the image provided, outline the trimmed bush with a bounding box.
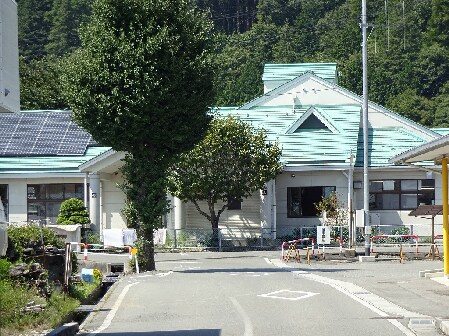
[57,198,90,225]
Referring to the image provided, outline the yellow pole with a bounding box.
[442,157,449,278]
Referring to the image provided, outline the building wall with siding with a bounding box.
[184,193,261,236]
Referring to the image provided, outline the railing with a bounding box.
[370,235,419,254]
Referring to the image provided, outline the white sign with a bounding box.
[317,226,331,245]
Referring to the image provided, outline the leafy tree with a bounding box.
[386,88,435,126]
[45,0,92,56]
[57,198,90,225]
[427,0,449,47]
[19,55,67,110]
[17,0,52,61]
[61,0,215,271]
[314,192,348,227]
[415,43,449,98]
[212,23,279,106]
[432,82,449,126]
[316,1,360,61]
[167,115,282,229]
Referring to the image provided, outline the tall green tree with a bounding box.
[17,0,52,61]
[19,55,67,110]
[45,0,92,56]
[427,0,449,47]
[168,115,282,230]
[61,0,215,271]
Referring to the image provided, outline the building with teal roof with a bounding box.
[157,62,444,239]
[1,63,446,241]
[0,110,119,231]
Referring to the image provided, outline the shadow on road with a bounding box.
[175,267,355,274]
[85,330,221,335]
[156,254,264,263]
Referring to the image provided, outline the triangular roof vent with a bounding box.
[285,106,338,134]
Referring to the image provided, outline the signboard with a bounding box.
[317,226,330,245]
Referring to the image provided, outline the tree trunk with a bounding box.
[137,228,155,271]
[210,213,220,248]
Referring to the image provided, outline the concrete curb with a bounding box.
[78,277,123,333]
[45,322,79,336]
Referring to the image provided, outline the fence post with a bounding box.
[218,229,222,252]
[173,229,177,249]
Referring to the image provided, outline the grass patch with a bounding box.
[0,273,102,335]
[0,279,80,335]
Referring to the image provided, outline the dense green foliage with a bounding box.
[17,0,449,127]
[7,225,65,260]
[56,198,90,225]
[0,264,95,335]
[60,0,215,271]
[168,115,282,228]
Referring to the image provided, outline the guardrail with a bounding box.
[370,235,419,254]
[281,238,315,260]
[70,242,133,260]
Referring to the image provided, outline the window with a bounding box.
[227,198,242,210]
[27,183,85,223]
[369,179,434,210]
[0,184,8,221]
[287,186,336,217]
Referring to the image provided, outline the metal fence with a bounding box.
[156,223,445,251]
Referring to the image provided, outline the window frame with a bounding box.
[287,186,336,218]
[27,183,86,223]
[369,179,435,210]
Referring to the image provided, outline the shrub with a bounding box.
[0,258,12,280]
[57,198,90,225]
[7,225,65,260]
[0,279,79,334]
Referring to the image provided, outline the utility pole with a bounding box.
[361,0,371,256]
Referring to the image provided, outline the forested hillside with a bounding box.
[17,0,449,127]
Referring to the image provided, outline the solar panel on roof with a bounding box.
[0,111,97,156]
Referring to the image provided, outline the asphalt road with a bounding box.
[77,251,449,336]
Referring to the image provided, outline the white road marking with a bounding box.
[87,281,139,336]
[270,259,424,336]
[295,273,417,336]
[259,289,319,301]
[230,297,254,336]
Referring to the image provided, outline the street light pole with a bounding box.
[361,0,371,256]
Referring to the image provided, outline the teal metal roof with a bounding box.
[262,63,338,83]
[218,104,361,167]
[356,128,428,167]
[0,146,111,175]
[432,128,449,136]
[217,100,433,168]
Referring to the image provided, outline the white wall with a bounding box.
[3,177,85,223]
[184,194,261,234]
[275,170,350,234]
[101,174,126,230]
[1,176,127,230]
[0,0,20,113]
